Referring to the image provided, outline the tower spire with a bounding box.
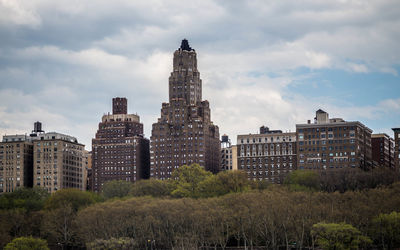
[180,39,192,51]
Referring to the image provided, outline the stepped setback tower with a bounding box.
[150,39,220,179]
[91,98,150,192]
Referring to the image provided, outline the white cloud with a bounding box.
[0,0,41,27]
[347,63,368,73]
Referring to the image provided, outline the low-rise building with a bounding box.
[0,135,34,193]
[371,133,395,169]
[237,127,296,183]
[220,135,237,171]
[392,128,400,171]
[296,109,372,171]
[1,122,87,193]
[33,132,86,193]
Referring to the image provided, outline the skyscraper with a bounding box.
[150,39,220,179]
[91,97,150,192]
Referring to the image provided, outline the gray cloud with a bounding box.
[0,0,399,147]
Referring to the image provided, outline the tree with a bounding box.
[215,170,251,193]
[87,237,137,250]
[42,189,100,248]
[371,211,400,249]
[102,180,132,199]
[4,236,49,250]
[170,164,212,198]
[284,170,320,191]
[0,187,49,211]
[130,179,171,197]
[44,189,99,211]
[198,170,251,197]
[311,222,372,250]
[42,204,80,248]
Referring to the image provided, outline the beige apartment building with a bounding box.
[220,135,237,171]
[1,122,87,193]
[237,127,297,183]
[33,132,86,193]
[0,135,34,193]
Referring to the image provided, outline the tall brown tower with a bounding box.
[150,39,220,179]
[91,98,150,192]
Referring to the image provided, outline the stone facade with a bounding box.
[150,40,220,179]
[220,135,237,171]
[1,123,87,193]
[237,129,296,183]
[0,135,33,193]
[33,132,86,193]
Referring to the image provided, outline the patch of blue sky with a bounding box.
[288,67,400,106]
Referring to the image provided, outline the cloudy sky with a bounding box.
[0,0,399,149]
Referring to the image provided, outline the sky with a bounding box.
[0,0,399,149]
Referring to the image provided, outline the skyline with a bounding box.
[1,1,399,149]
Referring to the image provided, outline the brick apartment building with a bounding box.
[91,97,149,192]
[393,128,400,171]
[296,109,372,171]
[371,133,395,169]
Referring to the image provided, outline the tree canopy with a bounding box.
[170,164,212,198]
[44,188,99,211]
[102,180,132,200]
[311,222,372,250]
[0,187,49,211]
[4,236,49,250]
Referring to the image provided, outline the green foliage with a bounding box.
[284,170,320,191]
[311,222,372,250]
[102,180,132,199]
[170,164,212,198]
[87,237,137,249]
[251,179,270,190]
[4,236,49,250]
[198,170,251,197]
[371,211,400,249]
[74,182,400,249]
[0,187,49,211]
[319,167,399,193]
[44,189,99,211]
[130,179,171,197]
